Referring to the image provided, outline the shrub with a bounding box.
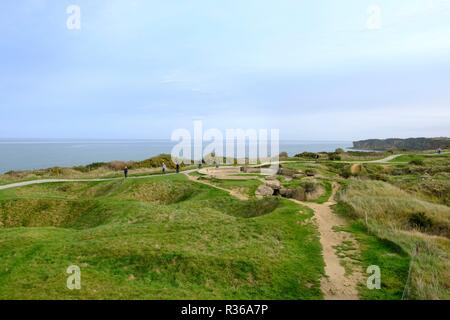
[281,187,306,201]
[294,152,319,159]
[304,169,316,177]
[279,151,289,158]
[301,181,317,193]
[4,170,26,178]
[335,148,345,154]
[74,162,108,172]
[328,153,342,161]
[409,158,424,166]
[108,161,130,171]
[131,154,177,169]
[339,165,351,178]
[390,167,410,176]
[369,173,389,181]
[408,212,433,230]
[47,167,64,176]
[279,168,297,177]
[417,179,450,205]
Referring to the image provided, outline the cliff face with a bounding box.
[353,137,450,151]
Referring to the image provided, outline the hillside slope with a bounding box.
[0,174,324,299]
[353,137,450,151]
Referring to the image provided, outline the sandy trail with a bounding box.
[0,168,249,201]
[291,184,363,300]
[367,154,403,163]
[0,170,197,191]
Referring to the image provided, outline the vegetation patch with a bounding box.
[337,179,450,299]
[0,174,324,299]
[333,202,410,299]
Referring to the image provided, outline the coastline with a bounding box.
[0,139,353,173]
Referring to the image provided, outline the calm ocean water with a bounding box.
[0,139,353,173]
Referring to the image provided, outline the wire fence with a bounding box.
[402,244,419,300]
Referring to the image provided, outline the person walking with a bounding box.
[162,163,167,174]
[123,166,128,178]
[176,163,180,173]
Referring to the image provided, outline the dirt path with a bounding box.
[0,169,249,202]
[0,170,197,191]
[255,153,404,167]
[367,154,403,163]
[291,184,363,300]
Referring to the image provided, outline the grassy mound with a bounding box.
[0,174,324,299]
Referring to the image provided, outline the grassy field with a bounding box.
[0,174,324,299]
[337,179,450,299]
[0,150,448,300]
[282,151,449,299]
[332,203,411,299]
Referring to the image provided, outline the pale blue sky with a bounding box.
[1,0,449,140]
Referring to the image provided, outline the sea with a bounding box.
[0,139,353,173]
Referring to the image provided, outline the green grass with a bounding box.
[282,162,333,177]
[279,177,333,204]
[337,179,450,299]
[389,153,450,163]
[0,174,324,299]
[313,180,333,204]
[389,155,425,163]
[332,203,410,300]
[205,178,263,198]
[1,151,447,300]
[278,177,302,189]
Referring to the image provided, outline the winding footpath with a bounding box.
[0,153,429,299]
[0,153,429,191]
[367,154,403,163]
[0,171,195,191]
[290,185,363,299]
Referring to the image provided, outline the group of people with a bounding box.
[123,162,180,178]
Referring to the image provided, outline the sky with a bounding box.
[0,0,449,141]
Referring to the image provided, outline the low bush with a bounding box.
[328,153,342,161]
[409,158,425,166]
[294,152,319,159]
[301,181,317,193]
[131,154,177,169]
[408,212,432,230]
[74,162,108,172]
[280,187,306,201]
[304,169,316,177]
[108,161,131,171]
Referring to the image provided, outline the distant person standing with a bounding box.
[176,163,180,173]
[123,166,128,178]
[162,163,167,174]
